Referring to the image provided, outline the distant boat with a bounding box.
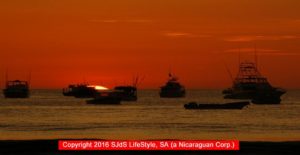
[63,84,97,98]
[184,101,250,110]
[222,61,286,104]
[86,91,122,105]
[160,73,185,98]
[3,80,30,98]
[113,75,144,101]
[113,86,137,101]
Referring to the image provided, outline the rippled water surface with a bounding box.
[0,90,299,141]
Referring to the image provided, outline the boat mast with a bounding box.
[5,69,8,87]
[238,48,241,65]
[132,74,145,88]
[254,45,258,69]
[220,53,234,83]
[168,66,172,78]
[28,70,31,88]
[223,61,234,83]
[238,47,241,74]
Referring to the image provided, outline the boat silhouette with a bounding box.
[62,84,97,98]
[86,90,122,105]
[113,75,144,101]
[160,73,185,98]
[3,80,30,98]
[223,61,286,104]
[113,86,137,101]
[184,101,250,110]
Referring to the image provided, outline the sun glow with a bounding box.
[88,85,109,90]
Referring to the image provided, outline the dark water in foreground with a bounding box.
[0,90,299,141]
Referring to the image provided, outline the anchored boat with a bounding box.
[184,101,250,110]
[160,73,185,98]
[112,75,143,101]
[113,86,137,101]
[63,84,97,98]
[3,80,30,98]
[223,61,286,104]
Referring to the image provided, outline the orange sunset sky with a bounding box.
[0,0,300,89]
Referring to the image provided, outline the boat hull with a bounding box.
[184,101,250,110]
[160,91,185,98]
[86,97,121,105]
[3,90,30,98]
[223,89,285,104]
[114,86,138,101]
[62,85,97,98]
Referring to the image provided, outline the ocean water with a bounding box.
[0,90,299,141]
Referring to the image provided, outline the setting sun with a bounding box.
[88,85,109,90]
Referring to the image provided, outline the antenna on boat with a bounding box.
[28,70,31,88]
[134,75,138,87]
[219,50,234,82]
[254,45,258,68]
[224,62,234,82]
[5,69,8,82]
[5,68,8,87]
[238,46,241,65]
[132,73,145,88]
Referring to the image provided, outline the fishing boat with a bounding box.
[113,86,137,101]
[184,101,250,110]
[3,80,30,98]
[86,91,122,105]
[112,75,144,101]
[63,84,97,98]
[160,73,185,98]
[223,61,286,104]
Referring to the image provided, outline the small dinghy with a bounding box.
[184,101,250,110]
